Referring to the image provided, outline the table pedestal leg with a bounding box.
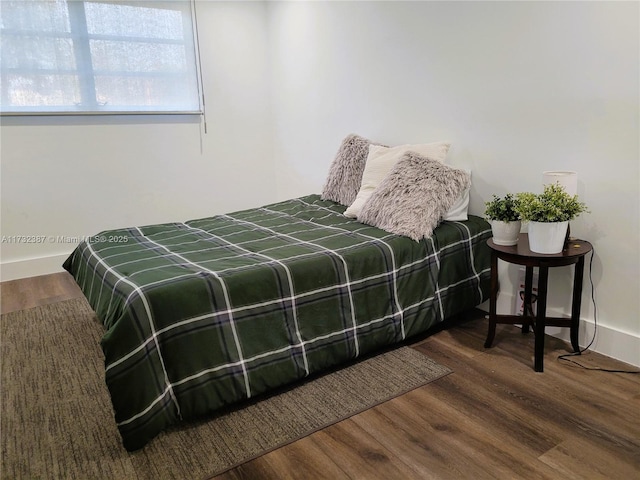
[484,252,498,348]
[522,267,534,333]
[534,267,549,372]
[570,256,585,353]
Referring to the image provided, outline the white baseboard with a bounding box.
[478,293,640,368]
[545,320,639,368]
[1,253,69,282]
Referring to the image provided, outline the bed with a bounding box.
[63,193,491,451]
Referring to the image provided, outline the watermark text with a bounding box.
[1,235,129,244]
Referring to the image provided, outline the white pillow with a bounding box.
[442,170,471,221]
[344,141,451,218]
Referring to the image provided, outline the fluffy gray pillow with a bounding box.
[358,151,471,241]
[321,134,383,206]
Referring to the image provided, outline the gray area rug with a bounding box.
[1,298,451,479]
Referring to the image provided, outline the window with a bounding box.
[0,0,201,115]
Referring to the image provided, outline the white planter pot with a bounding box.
[528,221,569,254]
[490,220,521,246]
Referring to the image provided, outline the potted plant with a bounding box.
[484,193,521,246]
[516,182,589,254]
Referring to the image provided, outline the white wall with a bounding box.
[1,1,276,279]
[267,1,639,366]
[1,1,638,366]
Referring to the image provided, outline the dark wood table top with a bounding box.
[487,233,593,267]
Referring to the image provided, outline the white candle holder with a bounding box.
[542,170,577,196]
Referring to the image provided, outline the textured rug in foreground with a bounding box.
[1,298,451,479]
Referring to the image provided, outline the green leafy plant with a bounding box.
[516,183,589,222]
[484,193,521,222]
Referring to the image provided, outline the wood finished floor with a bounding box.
[2,272,639,479]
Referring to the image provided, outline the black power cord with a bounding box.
[557,247,640,374]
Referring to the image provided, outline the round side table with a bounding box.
[485,233,593,372]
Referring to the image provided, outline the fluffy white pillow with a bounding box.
[357,152,471,241]
[320,134,384,206]
[344,141,451,218]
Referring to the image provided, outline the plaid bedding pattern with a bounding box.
[63,195,491,451]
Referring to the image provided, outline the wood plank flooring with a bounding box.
[0,272,84,315]
[2,273,639,479]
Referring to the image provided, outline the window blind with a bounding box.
[0,0,202,115]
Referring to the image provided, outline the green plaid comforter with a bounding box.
[63,195,491,451]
